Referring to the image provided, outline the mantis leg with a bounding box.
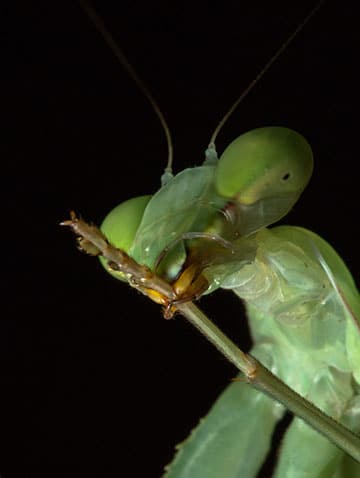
[273,417,345,478]
[163,366,284,478]
[273,417,360,478]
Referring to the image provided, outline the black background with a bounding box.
[4,1,358,476]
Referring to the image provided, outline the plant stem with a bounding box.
[176,301,360,463]
[176,302,256,375]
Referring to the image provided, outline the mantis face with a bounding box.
[98,127,313,284]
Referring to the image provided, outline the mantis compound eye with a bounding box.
[99,195,152,280]
[214,127,314,229]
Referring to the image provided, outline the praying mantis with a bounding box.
[61,1,358,476]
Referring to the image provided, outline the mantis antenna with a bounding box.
[79,0,325,180]
[209,0,326,149]
[78,0,174,183]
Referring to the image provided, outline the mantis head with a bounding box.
[97,127,313,281]
[215,127,313,235]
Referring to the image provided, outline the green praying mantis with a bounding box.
[62,2,360,476]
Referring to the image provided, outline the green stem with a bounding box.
[176,301,360,463]
[176,302,255,375]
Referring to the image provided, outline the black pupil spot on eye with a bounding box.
[282,173,290,181]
